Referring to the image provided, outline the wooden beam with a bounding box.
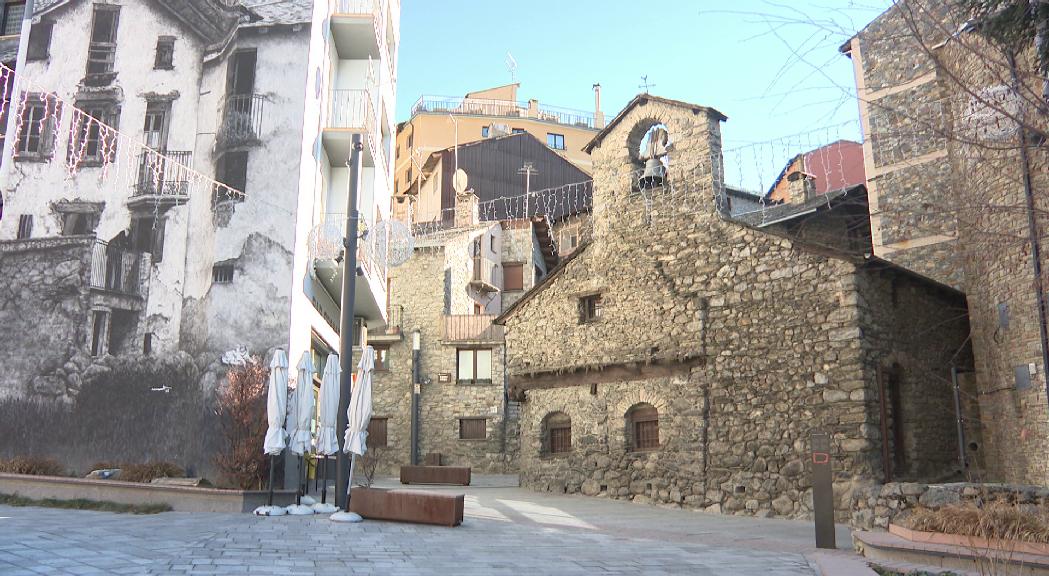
[509,357,706,397]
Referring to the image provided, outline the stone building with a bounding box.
[0,0,400,479]
[495,94,974,518]
[846,1,1049,486]
[369,192,556,474]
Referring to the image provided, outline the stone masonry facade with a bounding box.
[498,95,973,519]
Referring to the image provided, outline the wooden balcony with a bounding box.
[442,314,503,344]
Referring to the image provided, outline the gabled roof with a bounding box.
[494,240,591,325]
[733,184,866,228]
[583,94,728,153]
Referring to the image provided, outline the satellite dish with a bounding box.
[452,169,469,194]
[372,219,414,267]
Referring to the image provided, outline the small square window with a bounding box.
[511,128,525,134]
[212,264,234,284]
[579,294,602,323]
[481,126,490,138]
[154,36,175,69]
[459,418,486,440]
[374,347,390,371]
[546,133,565,150]
[503,263,524,291]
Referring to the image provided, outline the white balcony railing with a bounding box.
[313,213,388,288]
[328,89,374,131]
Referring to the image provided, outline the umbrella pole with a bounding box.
[347,453,357,504]
[321,456,328,504]
[266,454,276,507]
[296,455,304,505]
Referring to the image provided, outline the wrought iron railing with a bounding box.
[218,94,264,148]
[89,240,141,296]
[132,150,192,197]
[377,304,402,335]
[442,314,504,343]
[410,95,596,129]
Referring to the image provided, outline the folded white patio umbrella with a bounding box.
[263,350,289,456]
[313,354,341,513]
[316,355,341,456]
[344,346,374,458]
[256,349,288,516]
[290,352,315,456]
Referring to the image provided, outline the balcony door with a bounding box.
[142,102,170,151]
[226,50,257,97]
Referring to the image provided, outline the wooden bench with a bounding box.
[399,465,471,486]
[349,487,464,527]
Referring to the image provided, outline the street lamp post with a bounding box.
[335,134,364,511]
[410,329,421,465]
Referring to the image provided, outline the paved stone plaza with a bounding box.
[0,478,853,575]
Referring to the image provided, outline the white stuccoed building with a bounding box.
[0,0,398,423]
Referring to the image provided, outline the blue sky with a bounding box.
[395,1,893,191]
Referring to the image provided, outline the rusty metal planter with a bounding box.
[348,487,464,527]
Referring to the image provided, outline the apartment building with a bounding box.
[0,0,399,476]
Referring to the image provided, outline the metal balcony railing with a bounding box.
[334,0,379,16]
[374,304,401,336]
[218,94,264,148]
[410,95,596,129]
[328,89,374,131]
[90,240,141,296]
[442,314,504,343]
[132,150,192,197]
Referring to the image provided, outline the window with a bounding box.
[547,133,565,150]
[90,310,108,357]
[143,332,153,355]
[511,128,525,134]
[456,348,492,384]
[406,167,412,185]
[215,151,248,201]
[542,412,572,455]
[2,1,24,36]
[459,418,486,440]
[70,103,119,164]
[374,347,389,371]
[154,36,175,70]
[212,264,234,284]
[61,212,96,236]
[16,94,59,158]
[407,132,413,148]
[16,214,31,239]
[481,126,489,138]
[226,49,257,96]
[569,233,578,249]
[26,20,52,61]
[627,403,659,451]
[130,217,165,263]
[473,303,483,315]
[489,234,496,252]
[503,263,524,291]
[578,294,602,323]
[367,417,388,448]
[86,5,120,79]
[142,101,170,150]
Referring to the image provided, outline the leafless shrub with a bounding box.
[0,455,66,476]
[213,359,270,490]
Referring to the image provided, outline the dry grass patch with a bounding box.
[905,500,1049,544]
[0,456,66,476]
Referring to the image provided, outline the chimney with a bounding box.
[593,83,605,129]
[787,171,816,204]
[392,195,413,224]
[455,190,479,228]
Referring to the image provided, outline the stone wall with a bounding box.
[850,0,965,288]
[0,237,96,400]
[851,482,1049,531]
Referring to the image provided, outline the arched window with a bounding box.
[626,403,659,451]
[541,412,572,455]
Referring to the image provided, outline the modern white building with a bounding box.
[0,0,398,419]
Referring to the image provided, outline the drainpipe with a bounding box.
[950,366,969,475]
[410,329,421,465]
[1008,54,1049,392]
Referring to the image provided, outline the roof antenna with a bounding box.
[505,52,518,83]
[639,75,655,94]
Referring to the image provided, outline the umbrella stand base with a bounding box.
[312,503,338,514]
[253,506,287,516]
[330,511,363,523]
[285,504,315,516]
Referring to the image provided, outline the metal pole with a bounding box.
[0,0,35,168]
[951,366,969,474]
[335,134,364,511]
[410,330,421,465]
[266,454,276,506]
[811,431,836,549]
[320,456,328,503]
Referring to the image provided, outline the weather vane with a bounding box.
[639,75,655,93]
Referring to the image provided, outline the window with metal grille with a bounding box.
[367,417,388,448]
[627,404,659,451]
[16,214,32,239]
[578,294,602,323]
[2,1,24,36]
[456,349,492,384]
[459,418,486,440]
[503,263,524,291]
[547,133,565,150]
[154,36,175,69]
[86,6,119,79]
[212,264,234,284]
[16,95,59,158]
[543,412,572,455]
[70,103,119,164]
[26,20,51,61]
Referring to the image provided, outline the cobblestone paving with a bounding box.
[0,478,850,575]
